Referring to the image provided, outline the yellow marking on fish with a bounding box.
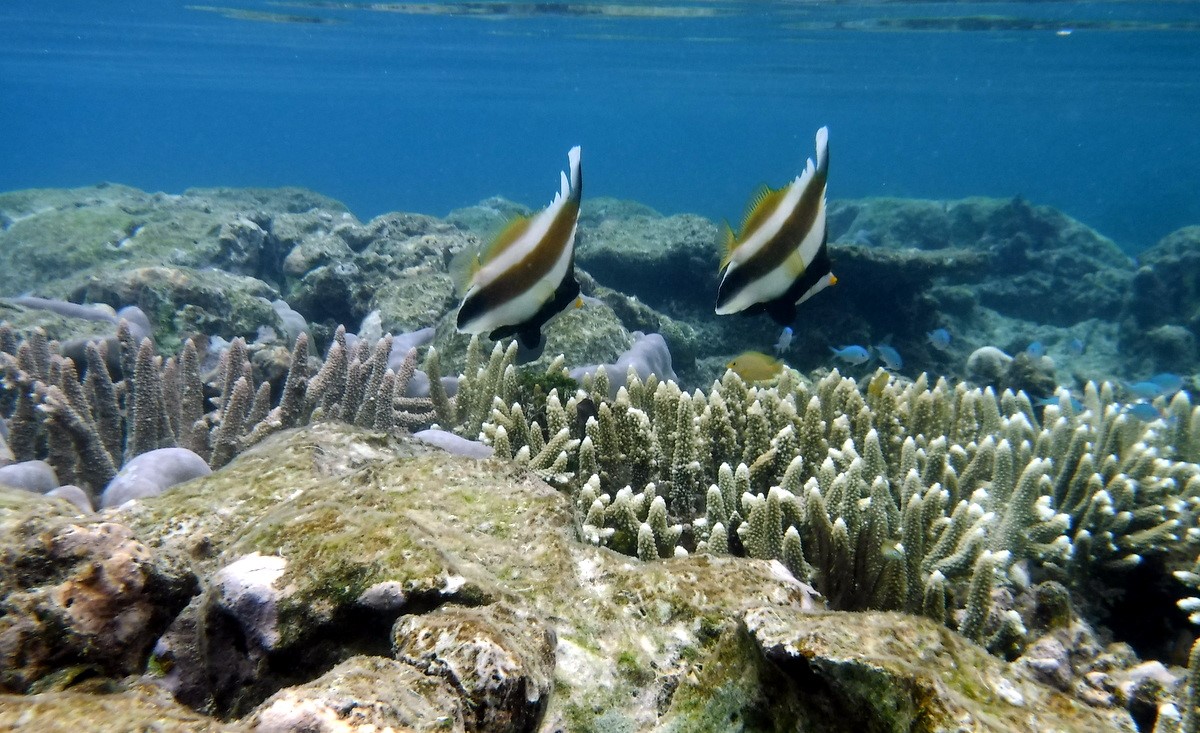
[740,185,789,241]
[783,249,806,279]
[481,215,535,266]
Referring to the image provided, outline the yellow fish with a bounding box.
[715,126,835,326]
[726,351,784,382]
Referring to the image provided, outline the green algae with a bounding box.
[662,622,809,733]
[85,424,1139,730]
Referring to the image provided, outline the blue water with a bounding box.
[2,1,1198,252]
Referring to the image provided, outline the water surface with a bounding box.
[2,1,1198,251]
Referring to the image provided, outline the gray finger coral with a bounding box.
[0,321,436,503]
[474,358,1200,655]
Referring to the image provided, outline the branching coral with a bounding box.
[476,360,1200,654]
[6,317,1199,661]
[0,322,436,499]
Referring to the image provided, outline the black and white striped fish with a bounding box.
[715,127,835,326]
[455,146,583,359]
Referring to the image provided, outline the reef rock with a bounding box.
[832,196,1134,327]
[0,489,197,693]
[743,607,1137,732]
[0,183,347,298]
[392,602,556,732]
[576,210,719,311]
[58,265,281,350]
[1120,226,1200,374]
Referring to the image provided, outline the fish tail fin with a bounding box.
[718,220,737,270]
[567,145,582,202]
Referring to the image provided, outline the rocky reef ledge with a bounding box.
[0,422,1145,732]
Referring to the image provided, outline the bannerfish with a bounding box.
[873,344,903,371]
[455,146,583,359]
[727,351,784,382]
[927,328,951,350]
[715,126,835,325]
[774,326,794,355]
[830,345,870,365]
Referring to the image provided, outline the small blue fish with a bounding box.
[774,327,793,356]
[1149,373,1184,398]
[1035,394,1084,413]
[1126,381,1164,400]
[1025,341,1045,358]
[1124,402,1163,422]
[927,328,951,350]
[830,345,870,365]
[873,344,903,371]
[1069,338,1085,356]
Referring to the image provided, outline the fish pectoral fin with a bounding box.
[784,250,806,278]
[449,247,482,298]
[718,221,738,270]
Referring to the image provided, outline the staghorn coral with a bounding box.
[0,321,437,503]
[478,363,1200,654]
[7,316,1199,660]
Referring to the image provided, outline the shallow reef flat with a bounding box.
[1,182,1199,731]
[0,422,1153,731]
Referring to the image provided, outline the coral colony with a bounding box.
[5,320,1200,657]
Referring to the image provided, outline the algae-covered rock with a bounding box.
[0,184,349,299]
[1120,226,1200,374]
[576,212,719,312]
[0,683,238,733]
[55,265,280,349]
[118,423,824,724]
[392,602,556,733]
[741,607,1138,732]
[246,655,465,733]
[0,488,197,693]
